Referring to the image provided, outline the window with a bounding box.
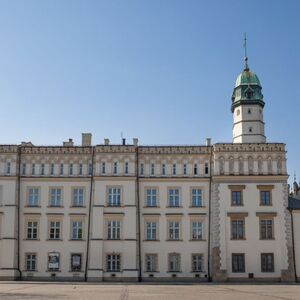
[125,162,129,174]
[6,162,11,174]
[27,221,38,239]
[183,164,187,175]
[25,253,37,271]
[31,163,35,175]
[191,189,202,207]
[146,222,157,240]
[168,221,180,240]
[102,162,106,174]
[145,254,157,272]
[162,164,166,175]
[168,189,180,207]
[73,188,84,207]
[172,164,176,175]
[194,164,198,175]
[261,253,274,272]
[107,187,121,206]
[71,254,82,272]
[107,220,121,240]
[22,163,26,175]
[231,219,245,240]
[260,191,271,206]
[48,252,60,271]
[192,254,203,272]
[151,163,155,176]
[205,162,209,175]
[41,163,45,175]
[191,221,203,240]
[88,163,92,175]
[50,163,54,175]
[79,163,83,175]
[168,253,180,272]
[113,162,117,174]
[247,108,252,114]
[232,254,245,273]
[249,127,253,133]
[146,188,157,207]
[0,186,2,205]
[71,221,83,240]
[260,219,274,240]
[140,163,144,175]
[50,188,62,206]
[231,191,242,206]
[28,188,39,206]
[49,221,61,240]
[60,163,64,175]
[106,254,121,272]
[69,164,73,175]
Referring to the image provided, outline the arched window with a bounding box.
[248,156,254,175]
[238,157,244,174]
[219,157,225,175]
[267,157,272,174]
[229,157,234,175]
[258,157,263,174]
[277,157,283,174]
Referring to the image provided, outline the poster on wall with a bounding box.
[48,252,60,270]
[71,254,82,271]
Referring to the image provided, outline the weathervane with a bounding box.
[243,33,249,71]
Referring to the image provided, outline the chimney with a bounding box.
[63,138,74,147]
[104,138,110,145]
[205,138,211,146]
[133,138,138,146]
[122,138,126,146]
[82,133,92,146]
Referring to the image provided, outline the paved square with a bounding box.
[0,283,300,300]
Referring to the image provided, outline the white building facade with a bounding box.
[0,59,296,282]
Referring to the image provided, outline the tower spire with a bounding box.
[243,33,249,71]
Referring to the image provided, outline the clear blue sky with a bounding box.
[0,0,299,181]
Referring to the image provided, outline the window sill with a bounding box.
[189,239,206,242]
[47,206,64,208]
[69,239,85,241]
[47,239,63,241]
[260,238,275,240]
[189,206,206,208]
[106,270,121,273]
[143,206,160,208]
[166,206,183,209]
[24,270,38,272]
[144,270,159,273]
[24,239,40,241]
[69,270,83,273]
[46,270,61,272]
[105,239,122,241]
[259,204,273,207]
[143,239,160,242]
[25,206,41,208]
[70,206,86,208]
[166,239,183,242]
[166,271,182,273]
[230,238,246,241]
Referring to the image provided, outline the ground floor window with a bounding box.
[48,252,60,271]
[192,254,203,272]
[25,253,37,271]
[232,253,245,273]
[106,254,121,272]
[168,253,180,272]
[71,253,82,272]
[261,253,274,272]
[145,254,158,272]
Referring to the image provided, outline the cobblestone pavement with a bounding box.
[0,283,299,300]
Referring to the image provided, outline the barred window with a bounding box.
[168,253,180,272]
[106,254,121,272]
[25,253,37,271]
[192,254,203,272]
[145,254,157,272]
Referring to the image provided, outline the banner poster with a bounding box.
[48,252,60,270]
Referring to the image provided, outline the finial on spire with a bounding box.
[243,33,249,71]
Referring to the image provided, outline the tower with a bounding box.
[231,36,266,143]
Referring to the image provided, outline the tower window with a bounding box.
[247,109,251,114]
[245,91,253,99]
[236,109,240,116]
[249,127,253,133]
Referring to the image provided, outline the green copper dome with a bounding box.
[235,69,261,88]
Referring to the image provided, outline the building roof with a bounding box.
[235,69,261,88]
[288,196,300,210]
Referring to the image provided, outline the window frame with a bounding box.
[232,253,245,273]
[107,186,122,207]
[49,187,63,207]
[145,188,158,207]
[261,253,274,272]
[167,188,180,207]
[25,253,37,271]
[106,253,121,272]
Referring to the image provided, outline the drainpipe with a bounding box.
[207,145,213,282]
[136,146,142,282]
[85,146,95,282]
[16,145,22,280]
[288,208,298,282]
